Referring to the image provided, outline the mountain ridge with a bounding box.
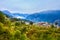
[26,10,60,23]
[1,10,60,23]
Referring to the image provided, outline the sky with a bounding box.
[0,0,60,13]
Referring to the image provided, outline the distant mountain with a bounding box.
[26,10,60,23]
[2,10,14,17]
[2,10,60,23]
[13,13,29,17]
[2,10,29,19]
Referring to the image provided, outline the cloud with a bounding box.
[14,16,25,19]
[0,0,60,13]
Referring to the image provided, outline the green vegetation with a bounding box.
[0,11,60,40]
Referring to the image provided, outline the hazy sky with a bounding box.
[0,0,60,13]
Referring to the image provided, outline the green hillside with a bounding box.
[0,11,60,40]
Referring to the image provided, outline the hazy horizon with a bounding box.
[0,0,60,13]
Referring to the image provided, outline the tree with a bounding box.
[0,11,5,23]
[29,22,33,25]
[15,22,21,26]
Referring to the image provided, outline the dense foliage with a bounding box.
[0,11,60,40]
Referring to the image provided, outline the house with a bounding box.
[38,22,51,27]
